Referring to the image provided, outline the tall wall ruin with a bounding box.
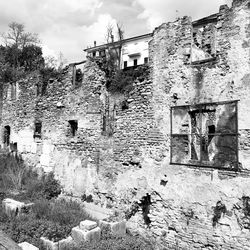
[0,0,250,249]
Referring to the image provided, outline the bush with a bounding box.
[0,198,93,247]
[48,199,93,225]
[107,64,150,94]
[32,199,51,219]
[43,172,61,199]
[24,172,61,201]
[65,229,154,250]
[0,214,72,246]
[0,152,26,191]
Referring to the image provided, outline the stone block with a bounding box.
[40,236,73,250]
[71,226,101,244]
[40,237,58,250]
[99,220,111,231]
[84,226,101,242]
[2,198,25,217]
[99,220,126,236]
[79,220,97,231]
[58,236,73,249]
[110,220,126,236]
[18,242,39,250]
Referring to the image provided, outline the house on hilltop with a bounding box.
[84,33,152,69]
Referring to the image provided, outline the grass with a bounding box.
[0,198,94,246]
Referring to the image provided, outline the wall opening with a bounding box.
[70,61,85,88]
[34,122,42,139]
[3,126,10,146]
[141,194,151,226]
[170,100,239,170]
[191,15,217,63]
[68,120,78,136]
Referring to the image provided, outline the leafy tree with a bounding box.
[20,45,44,71]
[0,22,44,83]
[2,22,39,49]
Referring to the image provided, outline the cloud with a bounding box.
[0,0,234,63]
[0,0,107,62]
[134,0,233,30]
[41,13,117,63]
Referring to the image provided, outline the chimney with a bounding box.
[94,41,96,47]
[111,35,114,43]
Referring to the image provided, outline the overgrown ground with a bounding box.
[0,150,154,249]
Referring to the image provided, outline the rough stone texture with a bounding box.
[79,220,97,231]
[40,236,73,250]
[18,242,39,250]
[99,220,126,236]
[2,198,25,217]
[0,0,250,249]
[71,226,101,244]
[40,237,58,250]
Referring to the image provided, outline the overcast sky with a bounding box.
[0,0,232,64]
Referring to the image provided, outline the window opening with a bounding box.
[11,83,16,100]
[134,59,137,66]
[68,120,78,136]
[3,126,10,146]
[124,61,127,68]
[170,100,239,170]
[144,57,148,64]
[34,122,42,139]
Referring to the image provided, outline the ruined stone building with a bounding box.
[0,0,250,249]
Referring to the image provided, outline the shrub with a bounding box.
[43,172,61,199]
[49,199,93,225]
[0,152,26,191]
[24,172,61,201]
[32,199,51,219]
[65,231,154,250]
[1,214,72,246]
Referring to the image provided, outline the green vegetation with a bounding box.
[61,228,154,250]
[0,151,61,202]
[0,198,93,246]
[0,150,153,249]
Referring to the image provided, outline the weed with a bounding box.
[212,201,226,227]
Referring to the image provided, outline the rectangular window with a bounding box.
[68,120,78,137]
[92,51,96,57]
[100,50,106,57]
[124,61,127,68]
[170,100,239,170]
[134,59,137,66]
[34,122,42,139]
[144,57,148,64]
[11,83,16,100]
[3,126,10,146]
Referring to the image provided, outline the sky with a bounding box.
[0,0,232,64]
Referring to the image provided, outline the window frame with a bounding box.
[170,100,239,171]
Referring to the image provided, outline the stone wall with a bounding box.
[0,62,106,195]
[0,0,250,249]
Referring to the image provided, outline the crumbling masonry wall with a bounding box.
[0,62,106,195]
[0,0,250,249]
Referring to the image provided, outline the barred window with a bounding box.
[170,100,239,170]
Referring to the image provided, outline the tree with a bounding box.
[1,22,40,70]
[2,22,39,49]
[19,45,44,71]
[0,22,44,84]
[105,22,124,69]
